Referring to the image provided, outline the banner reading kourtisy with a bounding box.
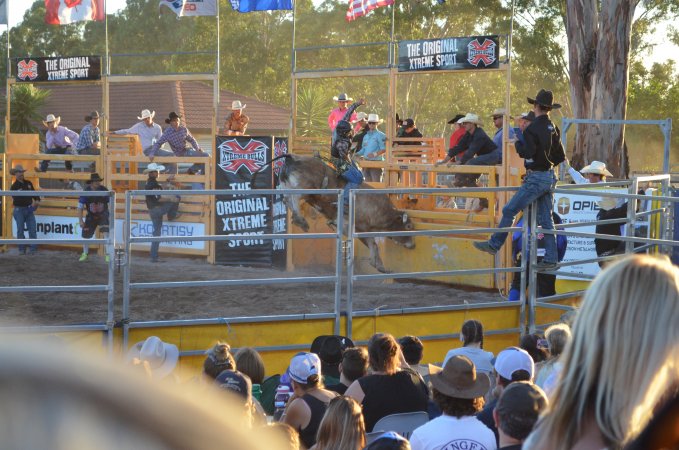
[397,36,500,72]
[14,56,101,82]
[214,136,287,267]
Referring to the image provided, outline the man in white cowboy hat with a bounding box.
[437,113,497,168]
[126,336,179,380]
[328,93,358,131]
[112,109,164,156]
[75,110,101,156]
[567,160,613,184]
[409,355,496,450]
[77,172,110,262]
[223,100,250,136]
[9,165,40,255]
[491,108,516,157]
[144,163,181,263]
[38,113,79,172]
[355,113,387,182]
[473,89,566,270]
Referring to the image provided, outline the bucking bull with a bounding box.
[254,154,415,273]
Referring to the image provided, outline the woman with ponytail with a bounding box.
[443,319,494,378]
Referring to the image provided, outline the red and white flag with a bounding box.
[160,0,218,17]
[45,0,104,25]
[346,0,393,21]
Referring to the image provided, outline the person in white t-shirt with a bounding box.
[410,355,496,450]
[443,319,494,378]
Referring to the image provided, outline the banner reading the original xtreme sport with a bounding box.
[398,36,500,72]
[214,136,287,268]
[15,56,101,82]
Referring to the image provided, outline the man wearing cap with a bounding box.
[38,114,79,172]
[394,118,424,147]
[77,173,110,262]
[356,113,387,182]
[491,108,516,157]
[448,113,466,151]
[513,111,535,145]
[409,355,496,450]
[477,347,534,446]
[75,111,101,156]
[493,382,547,450]
[9,165,40,255]
[149,112,206,174]
[144,163,181,263]
[473,89,566,269]
[112,109,164,156]
[328,93,358,131]
[223,100,250,136]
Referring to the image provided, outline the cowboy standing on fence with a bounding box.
[10,165,40,255]
[223,101,250,136]
[144,163,182,263]
[328,93,358,131]
[78,173,110,262]
[38,114,78,172]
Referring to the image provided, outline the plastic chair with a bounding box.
[366,411,430,444]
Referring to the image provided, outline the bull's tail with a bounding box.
[251,154,295,186]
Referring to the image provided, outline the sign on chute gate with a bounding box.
[398,36,499,72]
[14,56,101,82]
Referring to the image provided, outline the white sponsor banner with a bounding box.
[115,219,206,250]
[554,188,626,280]
[12,214,81,240]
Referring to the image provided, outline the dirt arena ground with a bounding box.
[0,249,503,327]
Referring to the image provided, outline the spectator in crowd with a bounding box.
[534,323,571,393]
[410,355,495,450]
[282,352,338,449]
[394,118,423,146]
[345,333,429,432]
[77,173,110,262]
[328,93,358,130]
[566,159,612,185]
[473,89,565,269]
[203,342,236,380]
[126,335,179,380]
[494,382,548,450]
[311,396,366,450]
[38,114,78,172]
[325,347,369,395]
[214,369,264,427]
[9,165,40,255]
[513,111,534,145]
[525,255,679,449]
[364,432,411,450]
[490,108,516,159]
[235,347,266,386]
[477,346,535,444]
[144,163,182,263]
[223,100,250,136]
[447,113,466,153]
[112,109,165,156]
[519,334,548,364]
[149,112,207,174]
[263,422,301,450]
[356,113,387,182]
[75,110,101,156]
[352,112,369,152]
[310,335,354,385]
[443,319,494,378]
[398,335,430,380]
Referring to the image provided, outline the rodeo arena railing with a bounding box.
[2,175,678,356]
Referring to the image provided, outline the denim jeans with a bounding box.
[13,206,37,253]
[40,147,73,171]
[177,149,209,174]
[149,202,180,260]
[341,164,364,205]
[489,169,557,263]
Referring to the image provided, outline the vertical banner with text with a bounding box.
[271,138,289,268]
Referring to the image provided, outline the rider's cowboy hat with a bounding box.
[527,89,562,109]
[580,161,613,177]
[86,173,104,184]
[332,93,353,102]
[137,109,156,120]
[367,113,383,124]
[457,113,483,126]
[231,100,246,110]
[144,163,166,174]
[42,114,60,127]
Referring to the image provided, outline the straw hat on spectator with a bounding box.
[367,113,383,124]
[352,112,368,124]
[42,114,60,127]
[126,336,179,379]
[430,355,490,399]
[333,93,353,102]
[137,109,156,120]
[580,161,613,177]
[231,100,246,110]
[144,163,166,174]
[457,113,483,126]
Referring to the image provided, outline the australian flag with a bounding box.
[230,0,292,12]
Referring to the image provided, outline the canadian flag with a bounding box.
[45,0,104,25]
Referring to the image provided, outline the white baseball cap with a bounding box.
[288,352,321,384]
[494,347,534,381]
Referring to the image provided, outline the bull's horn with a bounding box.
[402,212,408,223]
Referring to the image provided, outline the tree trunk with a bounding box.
[565,0,639,177]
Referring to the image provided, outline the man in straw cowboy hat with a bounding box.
[112,109,164,156]
[473,89,566,270]
[149,112,206,175]
[223,100,250,136]
[567,160,613,184]
[355,113,387,182]
[409,355,496,450]
[77,172,110,262]
[75,110,101,156]
[328,93,358,131]
[144,163,182,263]
[126,335,179,380]
[9,165,40,255]
[436,113,497,169]
[38,113,79,172]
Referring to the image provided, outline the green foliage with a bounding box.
[9,84,51,134]
[296,86,333,136]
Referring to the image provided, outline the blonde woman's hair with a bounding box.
[314,396,366,450]
[527,255,679,449]
[544,323,571,358]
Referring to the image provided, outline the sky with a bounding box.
[5,1,678,68]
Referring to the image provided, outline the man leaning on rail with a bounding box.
[472,89,566,269]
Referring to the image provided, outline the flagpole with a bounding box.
[104,0,109,76]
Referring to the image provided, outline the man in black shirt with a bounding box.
[78,173,110,262]
[144,163,181,262]
[473,89,566,269]
[394,118,423,146]
[9,165,40,254]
